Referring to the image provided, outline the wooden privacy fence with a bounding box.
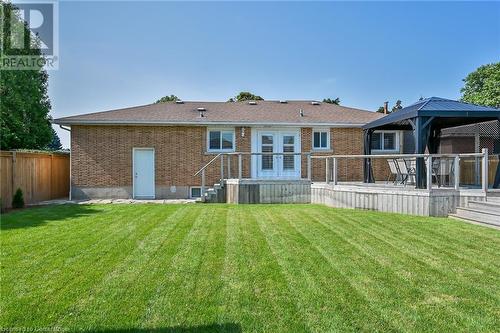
[0,151,70,209]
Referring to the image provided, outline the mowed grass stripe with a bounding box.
[253,206,397,332]
[60,205,200,330]
[1,205,174,328]
[219,206,308,333]
[297,206,500,332]
[139,206,226,328]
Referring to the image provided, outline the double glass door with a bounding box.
[256,131,300,178]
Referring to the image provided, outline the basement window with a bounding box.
[207,129,235,152]
[190,187,202,199]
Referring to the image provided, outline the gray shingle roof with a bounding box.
[53,100,383,127]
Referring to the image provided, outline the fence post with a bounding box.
[454,155,460,191]
[227,155,231,179]
[332,157,338,185]
[307,154,312,181]
[482,148,489,192]
[325,158,330,183]
[238,153,242,180]
[426,156,433,190]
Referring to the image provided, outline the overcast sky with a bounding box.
[48,1,500,147]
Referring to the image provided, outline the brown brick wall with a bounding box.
[71,125,252,188]
[71,125,370,191]
[301,127,365,182]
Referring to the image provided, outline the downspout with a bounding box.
[59,125,72,200]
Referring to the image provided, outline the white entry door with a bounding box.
[133,148,155,199]
[255,131,301,179]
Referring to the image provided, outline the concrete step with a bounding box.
[468,200,500,214]
[454,207,500,227]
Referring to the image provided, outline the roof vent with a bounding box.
[279,100,287,104]
[197,107,206,117]
[311,101,320,105]
[299,109,304,117]
[175,100,184,104]
[248,101,257,105]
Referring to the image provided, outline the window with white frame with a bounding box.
[371,131,398,151]
[312,129,330,150]
[190,187,202,198]
[207,129,235,152]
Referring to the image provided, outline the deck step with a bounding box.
[467,200,500,214]
[449,214,500,229]
[453,207,500,227]
[486,196,500,203]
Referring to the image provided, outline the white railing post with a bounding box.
[227,155,231,179]
[325,157,330,183]
[220,154,224,182]
[454,155,460,191]
[426,156,433,190]
[332,157,338,185]
[201,169,206,198]
[238,153,242,180]
[307,154,312,181]
[482,148,489,192]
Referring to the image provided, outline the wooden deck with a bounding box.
[311,182,493,217]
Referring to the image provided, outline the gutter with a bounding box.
[52,120,369,128]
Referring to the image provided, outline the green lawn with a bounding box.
[1,204,499,333]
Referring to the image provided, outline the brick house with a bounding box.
[54,100,394,200]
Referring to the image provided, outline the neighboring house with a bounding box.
[54,100,384,200]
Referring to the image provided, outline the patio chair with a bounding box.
[396,158,411,185]
[404,158,416,185]
[434,158,454,187]
[386,159,400,184]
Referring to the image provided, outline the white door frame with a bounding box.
[132,147,155,199]
[251,128,301,179]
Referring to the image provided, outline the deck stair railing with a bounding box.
[194,152,312,197]
[312,148,491,191]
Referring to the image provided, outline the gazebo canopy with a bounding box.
[363,97,499,131]
[362,97,500,188]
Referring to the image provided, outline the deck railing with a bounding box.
[311,148,493,191]
[194,152,312,197]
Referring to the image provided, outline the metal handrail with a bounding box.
[194,153,222,177]
[311,152,486,159]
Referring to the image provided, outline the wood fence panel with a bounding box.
[0,151,69,209]
[460,159,498,186]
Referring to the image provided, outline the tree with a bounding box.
[0,2,53,150]
[46,128,62,150]
[376,106,386,114]
[392,100,403,112]
[460,62,500,108]
[155,94,180,103]
[322,97,340,105]
[232,92,264,102]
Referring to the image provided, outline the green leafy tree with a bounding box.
[461,62,500,108]
[322,97,340,105]
[46,128,62,150]
[232,92,264,102]
[155,94,180,103]
[392,100,403,112]
[0,2,52,150]
[376,106,386,114]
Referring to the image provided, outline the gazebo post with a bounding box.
[363,129,374,183]
[415,117,426,189]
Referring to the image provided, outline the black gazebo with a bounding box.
[362,97,500,188]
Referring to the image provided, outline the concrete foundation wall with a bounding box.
[72,185,190,200]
